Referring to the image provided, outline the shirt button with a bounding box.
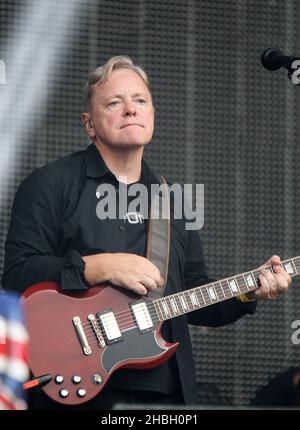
[119,225,125,231]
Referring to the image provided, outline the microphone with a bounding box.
[261,48,300,85]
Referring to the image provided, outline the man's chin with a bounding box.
[110,141,151,149]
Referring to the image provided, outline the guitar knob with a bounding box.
[72,375,82,384]
[55,375,64,384]
[59,389,69,398]
[76,388,86,398]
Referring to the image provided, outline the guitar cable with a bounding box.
[23,374,53,390]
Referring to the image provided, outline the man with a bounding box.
[2,56,291,409]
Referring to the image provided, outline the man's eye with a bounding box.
[136,98,146,104]
[108,101,120,107]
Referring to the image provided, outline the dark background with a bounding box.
[0,0,300,405]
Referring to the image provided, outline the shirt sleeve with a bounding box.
[2,170,89,293]
[184,229,257,327]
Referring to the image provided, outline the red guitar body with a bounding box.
[22,282,178,406]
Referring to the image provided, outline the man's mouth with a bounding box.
[120,123,143,129]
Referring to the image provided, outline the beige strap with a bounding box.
[146,176,171,299]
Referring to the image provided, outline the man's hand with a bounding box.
[83,253,164,295]
[250,255,291,300]
[106,253,164,295]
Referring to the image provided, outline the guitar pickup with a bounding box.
[130,300,154,334]
[96,309,122,345]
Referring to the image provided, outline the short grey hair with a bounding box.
[84,55,150,111]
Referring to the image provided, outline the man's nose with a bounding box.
[124,101,136,116]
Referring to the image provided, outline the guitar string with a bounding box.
[80,267,263,330]
[83,284,299,343]
[80,260,299,341]
[82,284,242,348]
[80,259,298,331]
[80,266,285,340]
[86,262,297,340]
[81,276,263,342]
[82,284,238,340]
[80,269,262,332]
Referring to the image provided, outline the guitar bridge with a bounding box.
[73,316,92,355]
[88,314,106,348]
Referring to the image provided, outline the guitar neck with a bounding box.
[153,256,300,322]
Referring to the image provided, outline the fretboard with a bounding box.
[153,256,300,321]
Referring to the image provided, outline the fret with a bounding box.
[158,300,165,319]
[166,297,175,317]
[243,272,256,292]
[161,300,170,318]
[195,289,205,307]
[177,295,184,313]
[183,291,193,311]
[154,300,163,321]
[207,285,217,301]
[292,257,300,274]
[203,286,212,304]
[293,258,300,275]
[218,281,226,299]
[235,275,244,294]
[242,274,249,292]
[174,295,184,314]
[198,286,207,305]
[174,297,180,315]
[158,299,168,320]
[252,268,261,285]
[211,283,219,301]
[283,260,296,276]
[148,302,158,323]
[179,293,188,311]
[169,297,179,315]
[253,268,259,281]
[227,278,239,295]
[220,280,231,299]
[189,290,200,308]
[290,259,297,274]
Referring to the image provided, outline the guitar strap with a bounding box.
[146,176,171,299]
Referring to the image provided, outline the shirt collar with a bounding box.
[84,143,110,178]
[140,157,161,186]
[84,143,161,185]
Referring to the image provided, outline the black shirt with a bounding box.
[2,143,256,405]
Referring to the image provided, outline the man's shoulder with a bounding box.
[30,148,86,183]
[38,148,86,176]
[19,147,87,194]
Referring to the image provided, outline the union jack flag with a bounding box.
[0,292,29,410]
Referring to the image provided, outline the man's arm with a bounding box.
[2,169,163,295]
[184,229,257,327]
[185,230,291,326]
[82,252,164,295]
[2,170,74,293]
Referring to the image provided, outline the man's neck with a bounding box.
[94,143,143,184]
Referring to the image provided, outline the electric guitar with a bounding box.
[22,256,300,406]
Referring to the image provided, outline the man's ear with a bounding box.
[82,113,95,136]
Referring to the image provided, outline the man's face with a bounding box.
[87,68,155,148]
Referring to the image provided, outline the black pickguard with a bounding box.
[101,328,165,373]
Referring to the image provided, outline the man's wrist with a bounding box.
[237,292,256,303]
